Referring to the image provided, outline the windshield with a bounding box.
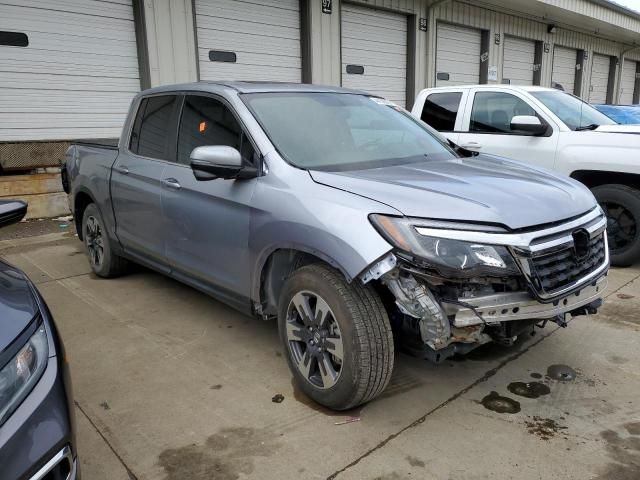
[531,90,615,130]
[242,92,454,171]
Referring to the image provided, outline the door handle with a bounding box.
[115,165,129,174]
[460,142,482,150]
[162,178,181,190]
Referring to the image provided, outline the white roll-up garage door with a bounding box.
[0,0,140,141]
[341,4,407,107]
[551,45,577,94]
[502,36,535,86]
[195,0,301,83]
[589,54,610,104]
[620,59,637,105]
[436,23,481,87]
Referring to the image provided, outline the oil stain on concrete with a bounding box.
[507,381,551,399]
[594,424,640,479]
[480,391,521,414]
[158,427,280,480]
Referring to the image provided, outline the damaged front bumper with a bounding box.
[361,208,609,359]
[445,274,607,327]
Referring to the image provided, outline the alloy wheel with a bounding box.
[602,201,637,253]
[85,215,104,269]
[285,290,344,389]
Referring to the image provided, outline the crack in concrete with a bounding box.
[74,401,139,480]
[326,327,559,479]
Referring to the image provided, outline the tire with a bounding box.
[593,184,640,267]
[81,203,128,277]
[278,264,394,410]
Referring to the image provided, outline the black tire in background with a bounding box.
[278,264,394,410]
[81,203,129,277]
[593,184,640,267]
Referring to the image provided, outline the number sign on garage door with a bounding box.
[436,23,482,87]
[589,53,610,104]
[341,4,407,107]
[195,0,301,83]
[0,0,140,141]
[552,45,577,94]
[502,36,535,86]
[620,59,637,105]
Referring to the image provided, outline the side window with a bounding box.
[130,95,178,160]
[470,91,538,133]
[420,92,462,132]
[177,95,255,165]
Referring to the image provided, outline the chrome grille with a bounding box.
[529,232,607,294]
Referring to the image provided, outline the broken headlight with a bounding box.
[370,214,520,277]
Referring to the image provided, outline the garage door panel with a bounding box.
[589,54,610,104]
[503,36,535,85]
[14,0,135,19]
[552,46,577,94]
[196,30,300,59]
[341,4,407,107]
[620,60,637,105]
[0,0,140,141]
[436,24,481,87]
[197,0,299,28]
[195,0,301,83]
[198,61,301,83]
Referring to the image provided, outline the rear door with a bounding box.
[456,89,558,169]
[161,94,258,308]
[111,95,179,271]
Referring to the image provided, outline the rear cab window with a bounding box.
[129,95,180,161]
[420,92,463,132]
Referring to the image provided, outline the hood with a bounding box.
[595,124,640,134]
[0,261,39,355]
[309,154,597,230]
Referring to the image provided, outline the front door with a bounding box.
[456,90,559,169]
[111,95,179,271]
[161,94,258,307]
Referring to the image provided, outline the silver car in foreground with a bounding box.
[64,82,608,410]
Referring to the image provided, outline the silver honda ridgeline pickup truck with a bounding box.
[63,82,609,410]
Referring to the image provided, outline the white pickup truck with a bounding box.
[411,85,640,266]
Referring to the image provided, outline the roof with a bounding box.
[591,0,640,22]
[422,85,557,93]
[140,81,371,96]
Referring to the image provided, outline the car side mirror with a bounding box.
[0,200,27,228]
[510,115,548,136]
[190,146,257,181]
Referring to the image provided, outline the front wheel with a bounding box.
[278,264,394,410]
[593,184,640,267]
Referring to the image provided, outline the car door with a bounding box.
[416,90,466,145]
[456,89,559,169]
[111,95,180,272]
[161,94,259,307]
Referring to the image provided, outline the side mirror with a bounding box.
[510,115,548,136]
[190,146,257,181]
[0,200,27,228]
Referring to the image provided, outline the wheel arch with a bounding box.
[73,188,97,240]
[254,246,352,317]
[570,170,640,190]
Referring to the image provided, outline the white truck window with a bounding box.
[420,92,462,132]
[470,92,537,134]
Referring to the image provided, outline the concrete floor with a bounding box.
[1,230,639,480]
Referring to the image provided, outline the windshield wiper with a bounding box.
[575,123,599,131]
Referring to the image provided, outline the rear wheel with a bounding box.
[82,203,128,277]
[278,264,394,410]
[593,184,640,267]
